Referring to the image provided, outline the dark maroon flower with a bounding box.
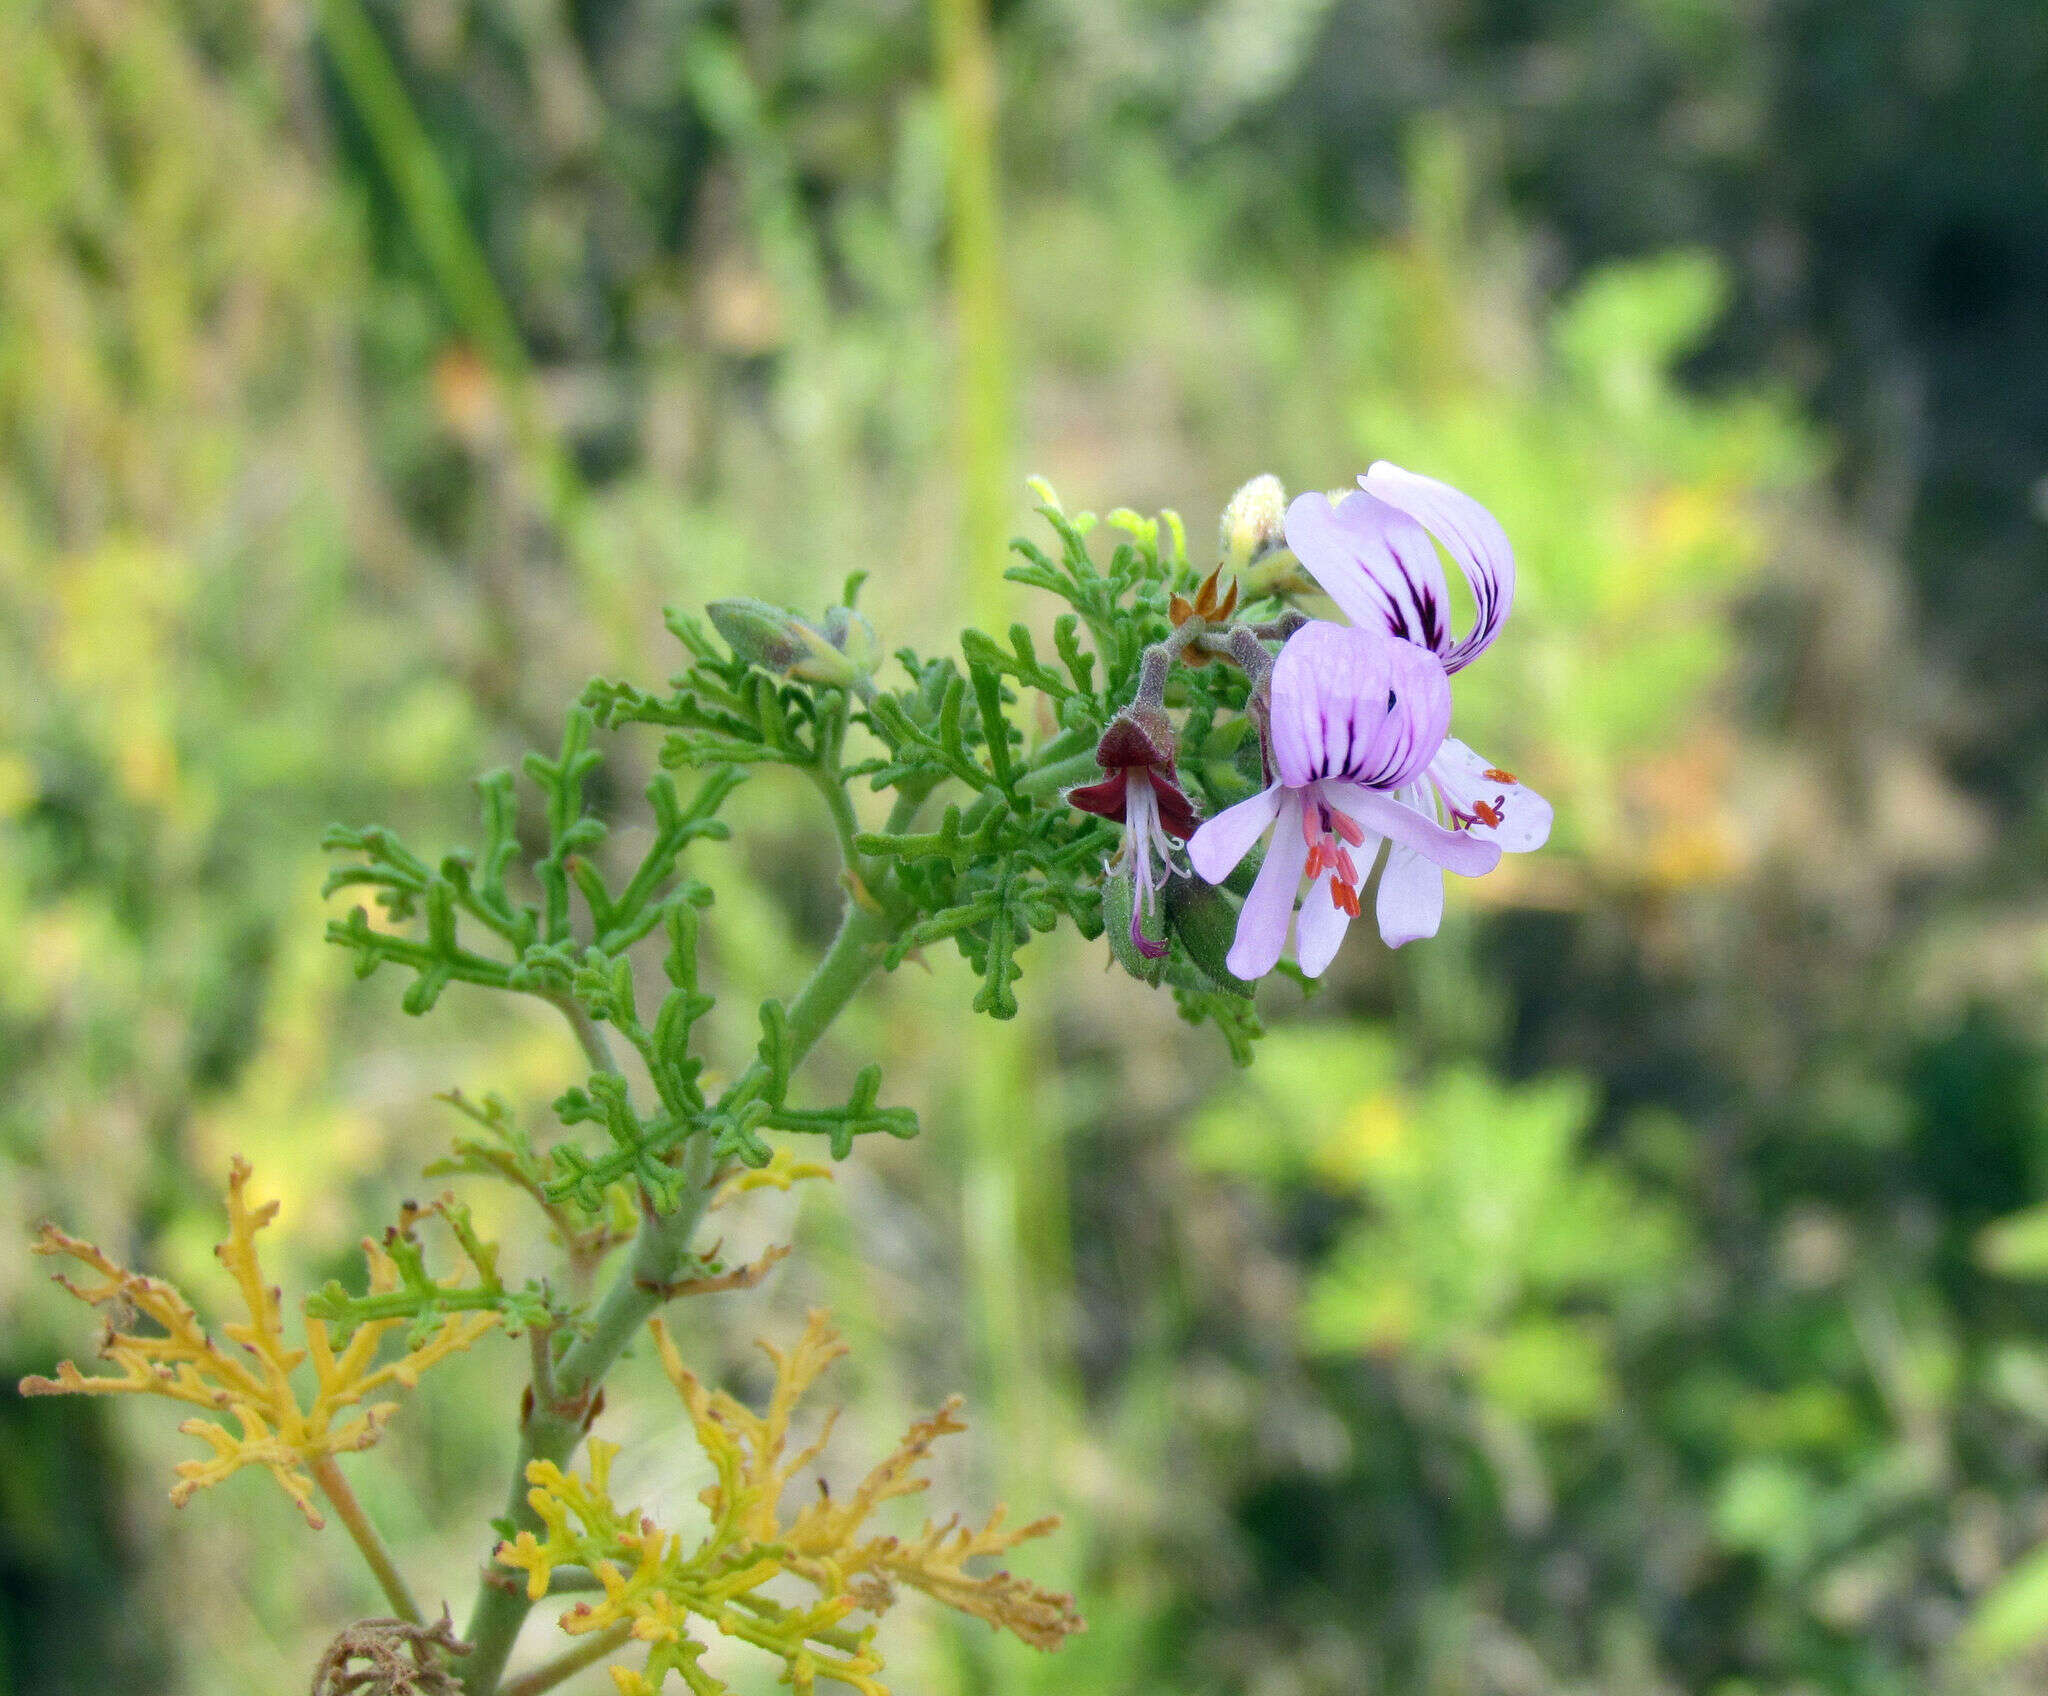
[1068,707,1200,960]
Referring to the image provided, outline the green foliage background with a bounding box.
[4,1,2048,1692]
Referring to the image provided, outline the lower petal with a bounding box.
[1430,738,1552,852]
[1323,782,1503,877]
[1294,870,1356,977]
[1189,783,1283,884]
[1376,844,1444,947]
[1226,792,1308,981]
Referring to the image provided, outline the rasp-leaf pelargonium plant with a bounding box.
[23,467,1546,1696]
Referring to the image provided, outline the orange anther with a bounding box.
[1328,810,1366,846]
[1482,768,1516,784]
[1474,799,1503,829]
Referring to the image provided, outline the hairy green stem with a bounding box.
[1016,750,1102,796]
[1137,618,1210,706]
[544,991,618,1078]
[811,764,865,875]
[311,1454,422,1626]
[455,898,899,1693]
[496,1621,636,1696]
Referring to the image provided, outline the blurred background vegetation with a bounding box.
[4,1,2048,1692]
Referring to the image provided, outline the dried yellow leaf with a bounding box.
[20,1158,500,1527]
[499,1308,1080,1694]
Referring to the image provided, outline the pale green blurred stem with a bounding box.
[811,765,866,879]
[454,897,900,1694]
[934,0,1012,591]
[315,0,575,515]
[933,0,1079,1594]
[315,0,640,652]
[1239,548,1310,601]
[310,1454,422,1626]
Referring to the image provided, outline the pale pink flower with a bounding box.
[1188,622,1503,977]
[1283,462,1553,944]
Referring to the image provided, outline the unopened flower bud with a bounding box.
[1219,474,1288,571]
[708,597,873,689]
[1164,876,1255,998]
[709,597,813,672]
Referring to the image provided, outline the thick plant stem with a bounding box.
[454,899,899,1694]
[312,1454,422,1625]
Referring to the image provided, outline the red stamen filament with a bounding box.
[1308,802,1369,913]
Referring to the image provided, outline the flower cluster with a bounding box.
[1077,463,1551,980]
[496,1309,1080,1695]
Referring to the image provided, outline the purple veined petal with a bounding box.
[1360,463,1515,673]
[1284,489,1452,655]
[1375,843,1445,947]
[1428,737,1553,852]
[1322,780,1503,877]
[1189,782,1283,884]
[1226,791,1309,981]
[1294,868,1358,977]
[1267,622,1451,792]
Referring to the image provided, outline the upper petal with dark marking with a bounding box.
[1284,488,1451,654]
[1267,622,1451,793]
[1359,462,1514,672]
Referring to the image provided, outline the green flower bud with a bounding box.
[708,598,875,689]
[1165,875,1256,997]
[1219,473,1288,571]
[708,597,816,674]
